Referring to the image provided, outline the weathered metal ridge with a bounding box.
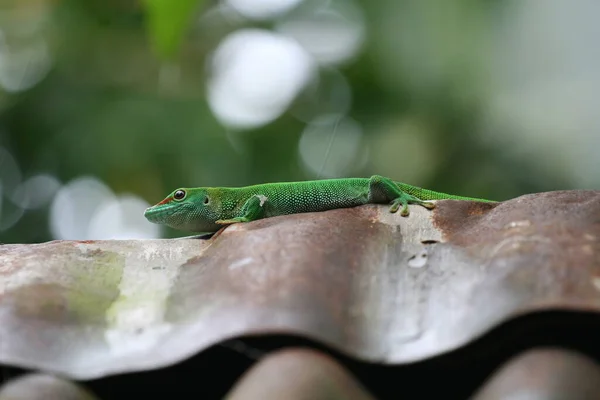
[0,191,598,382]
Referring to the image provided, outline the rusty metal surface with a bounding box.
[0,190,599,379]
[471,348,600,400]
[434,190,600,314]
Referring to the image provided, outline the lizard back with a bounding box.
[212,177,372,218]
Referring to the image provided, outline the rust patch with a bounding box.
[431,190,600,305]
[431,199,498,242]
[8,284,70,322]
[433,191,600,247]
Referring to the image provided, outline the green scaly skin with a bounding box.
[144,175,495,233]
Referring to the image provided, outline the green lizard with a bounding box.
[144,175,494,233]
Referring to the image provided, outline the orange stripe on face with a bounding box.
[157,197,173,205]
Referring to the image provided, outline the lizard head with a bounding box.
[144,187,221,233]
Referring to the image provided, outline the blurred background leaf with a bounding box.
[142,0,205,60]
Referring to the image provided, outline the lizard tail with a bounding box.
[394,181,495,202]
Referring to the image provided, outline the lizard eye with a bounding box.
[204,196,209,205]
[173,189,186,201]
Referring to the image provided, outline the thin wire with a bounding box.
[317,115,342,179]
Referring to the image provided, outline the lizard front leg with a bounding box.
[216,194,268,225]
[368,175,435,217]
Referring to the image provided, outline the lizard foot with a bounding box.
[389,196,436,217]
[389,199,410,217]
[421,201,436,210]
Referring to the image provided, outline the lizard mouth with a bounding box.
[144,204,179,223]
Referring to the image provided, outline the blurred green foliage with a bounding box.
[143,0,205,59]
[0,0,585,243]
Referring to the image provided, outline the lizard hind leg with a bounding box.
[369,175,436,217]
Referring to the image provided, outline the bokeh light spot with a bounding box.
[0,30,52,93]
[276,0,365,65]
[49,176,160,240]
[88,195,160,240]
[225,0,304,20]
[207,29,315,129]
[12,173,61,210]
[298,114,366,178]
